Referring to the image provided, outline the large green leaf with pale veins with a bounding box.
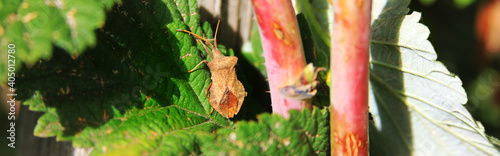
[369,0,500,155]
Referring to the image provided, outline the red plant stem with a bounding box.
[251,0,308,118]
[330,0,371,155]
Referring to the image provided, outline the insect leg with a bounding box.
[186,60,208,73]
[197,38,213,60]
[205,82,212,97]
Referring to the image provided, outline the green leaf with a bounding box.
[84,107,329,155]
[241,22,266,78]
[294,0,331,69]
[199,107,329,155]
[0,0,120,84]
[17,0,233,149]
[369,0,500,155]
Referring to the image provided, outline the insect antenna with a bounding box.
[214,19,221,49]
[196,38,212,60]
[176,29,215,60]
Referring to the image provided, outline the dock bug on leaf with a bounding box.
[177,21,246,118]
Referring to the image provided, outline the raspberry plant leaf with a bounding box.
[196,107,329,156]
[0,0,120,83]
[16,0,233,148]
[369,0,500,155]
[84,107,329,155]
